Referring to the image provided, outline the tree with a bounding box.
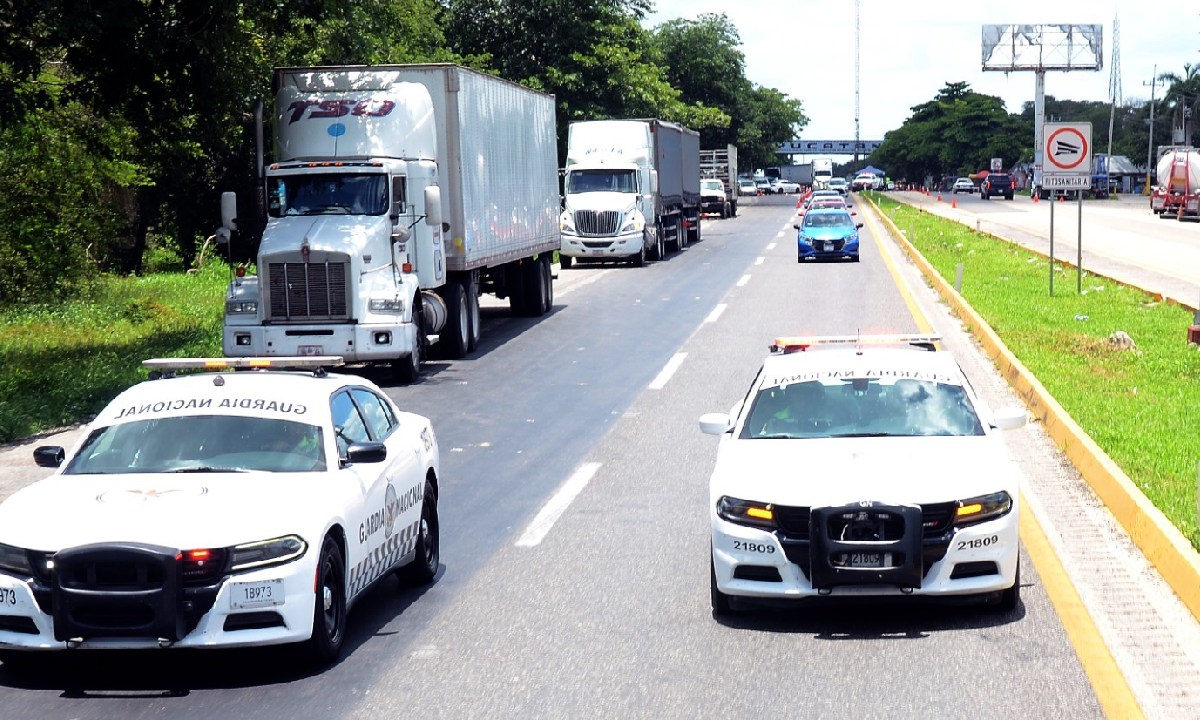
[1158,63,1200,147]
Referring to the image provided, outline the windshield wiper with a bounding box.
[830,432,899,438]
[168,466,252,473]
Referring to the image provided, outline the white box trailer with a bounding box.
[219,64,560,382]
[700,145,738,217]
[560,119,701,267]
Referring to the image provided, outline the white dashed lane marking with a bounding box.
[515,462,602,547]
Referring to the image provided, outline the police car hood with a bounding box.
[0,473,331,551]
[710,436,1018,507]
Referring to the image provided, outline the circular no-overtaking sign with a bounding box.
[1045,126,1090,171]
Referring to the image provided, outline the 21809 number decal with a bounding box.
[956,535,999,551]
[732,540,776,554]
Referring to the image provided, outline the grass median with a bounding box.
[0,262,227,444]
[869,191,1200,549]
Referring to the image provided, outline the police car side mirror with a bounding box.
[34,446,66,468]
[698,413,734,435]
[345,441,388,464]
[991,407,1027,431]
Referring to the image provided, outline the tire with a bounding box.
[305,538,347,665]
[560,255,573,270]
[393,303,423,385]
[440,282,470,359]
[522,258,547,315]
[710,554,733,616]
[730,201,737,218]
[690,216,701,244]
[1006,193,1014,200]
[655,226,666,261]
[465,275,481,352]
[540,256,553,313]
[677,220,688,251]
[719,203,728,219]
[398,481,440,585]
[998,559,1021,611]
[631,241,646,267]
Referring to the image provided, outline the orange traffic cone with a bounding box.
[951,196,957,208]
[1058,194,1065,203]
[936,193,942,202]
[1032,192,1039,203]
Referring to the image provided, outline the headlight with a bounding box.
[559,210,575,233]
[229,535,308,572]
[369,297,405,313]
[953,491,1012,528]
[225,300,258,315]
[716,496,776,530]
[0,543,34,575]
[620,213,645,234]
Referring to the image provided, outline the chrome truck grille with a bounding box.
[573,210,621,236]
[266,255,350,321]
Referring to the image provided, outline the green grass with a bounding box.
[870,192,1200,548]
[0,262,229,443]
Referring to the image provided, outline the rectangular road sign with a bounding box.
[1042,174,1090,189]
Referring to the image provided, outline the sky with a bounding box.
[643,1,1199,146]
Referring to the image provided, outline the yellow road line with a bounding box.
[862,194,1144,719]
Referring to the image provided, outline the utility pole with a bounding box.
[853,0,861,166]
[1144,64,1163,193]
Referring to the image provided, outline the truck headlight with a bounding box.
[225,300,258,315]
[620,213,644,234]
[559,210,576,233]
[369,297,405,313]
[953,491,1012,528]
[229,535,308,572]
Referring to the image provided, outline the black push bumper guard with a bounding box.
[808,503,924,590]
[26,542,224,642]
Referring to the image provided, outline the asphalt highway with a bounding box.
[2,194,1198,718]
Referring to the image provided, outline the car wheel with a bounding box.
[998,559,1021,611]
[306,537,347,665]
[393,303,423,385]
[398,481,440,585]
[560,255,573,269]
[710,554,733,616]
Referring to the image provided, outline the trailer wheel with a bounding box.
[719,203,728,219]
[465,274,481,352]
[676,219,688,251]
[540,256,554,312]
[560,255,573,269]
[690,216,702,244]
[521,258,547,316]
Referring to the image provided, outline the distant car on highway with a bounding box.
[792,207,862,262]
[827,178,849,195]
[952,178,975,194]
[0,356,442,669]
[980,173,1014,200]
[775,179,801,194]
[755,179,774,195]
[738,179,758,196]
[698,334,1028,615]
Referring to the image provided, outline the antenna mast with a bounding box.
[1106,15,1122,176]
[854,0,861,165]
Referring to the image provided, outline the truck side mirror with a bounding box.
[220,192,238,232]
[424,186,442,228]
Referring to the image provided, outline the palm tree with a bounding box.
[1157,63,1200,147]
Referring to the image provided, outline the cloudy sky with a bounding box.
[643,1,1199,143]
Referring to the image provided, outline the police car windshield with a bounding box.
[740,379,985,439]
[65,415,327,474]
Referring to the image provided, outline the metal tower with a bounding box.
[853,0,861,165]
[1106,15,1122,165]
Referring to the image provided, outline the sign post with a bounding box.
[1042,122,1092,295]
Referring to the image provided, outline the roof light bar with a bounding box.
[770,334,942,354]
[142,356,345,371]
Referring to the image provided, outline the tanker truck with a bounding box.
[216,64,560,383]
[559,119,700,268]
[1150,146,1200,221]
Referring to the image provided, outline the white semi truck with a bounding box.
[812,157,834,189]
[559,119,700,268]
[218,64,560,383]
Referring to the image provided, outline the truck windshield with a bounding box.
[566,169,637,194]
[268,173,389,217]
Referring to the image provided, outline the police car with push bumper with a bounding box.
[698,335,1027,614]
[0,356,440,668]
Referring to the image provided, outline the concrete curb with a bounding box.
[863,193,1200,622]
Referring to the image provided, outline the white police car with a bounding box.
[699,336,1027,615]
[0,357,439,668]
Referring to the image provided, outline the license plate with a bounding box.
[841,552,892,568]
[298,344,324,356]
[823,242,834,252]
[230,579,284,610]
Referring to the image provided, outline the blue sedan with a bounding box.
[794,208,862,262]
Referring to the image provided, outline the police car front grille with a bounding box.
[267,258,350,321]
[60,560,167,591]
[573,210,620,236]
[773,503,957,540]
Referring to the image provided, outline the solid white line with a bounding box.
[754,256,765,265]
[649,352,687,390]
[766,242,776,250]
[705,304,727,323]
[515,462,601,547]
[737,274,751,287]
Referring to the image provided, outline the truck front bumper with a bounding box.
[560,231,645,260]
[223,320,417,363]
